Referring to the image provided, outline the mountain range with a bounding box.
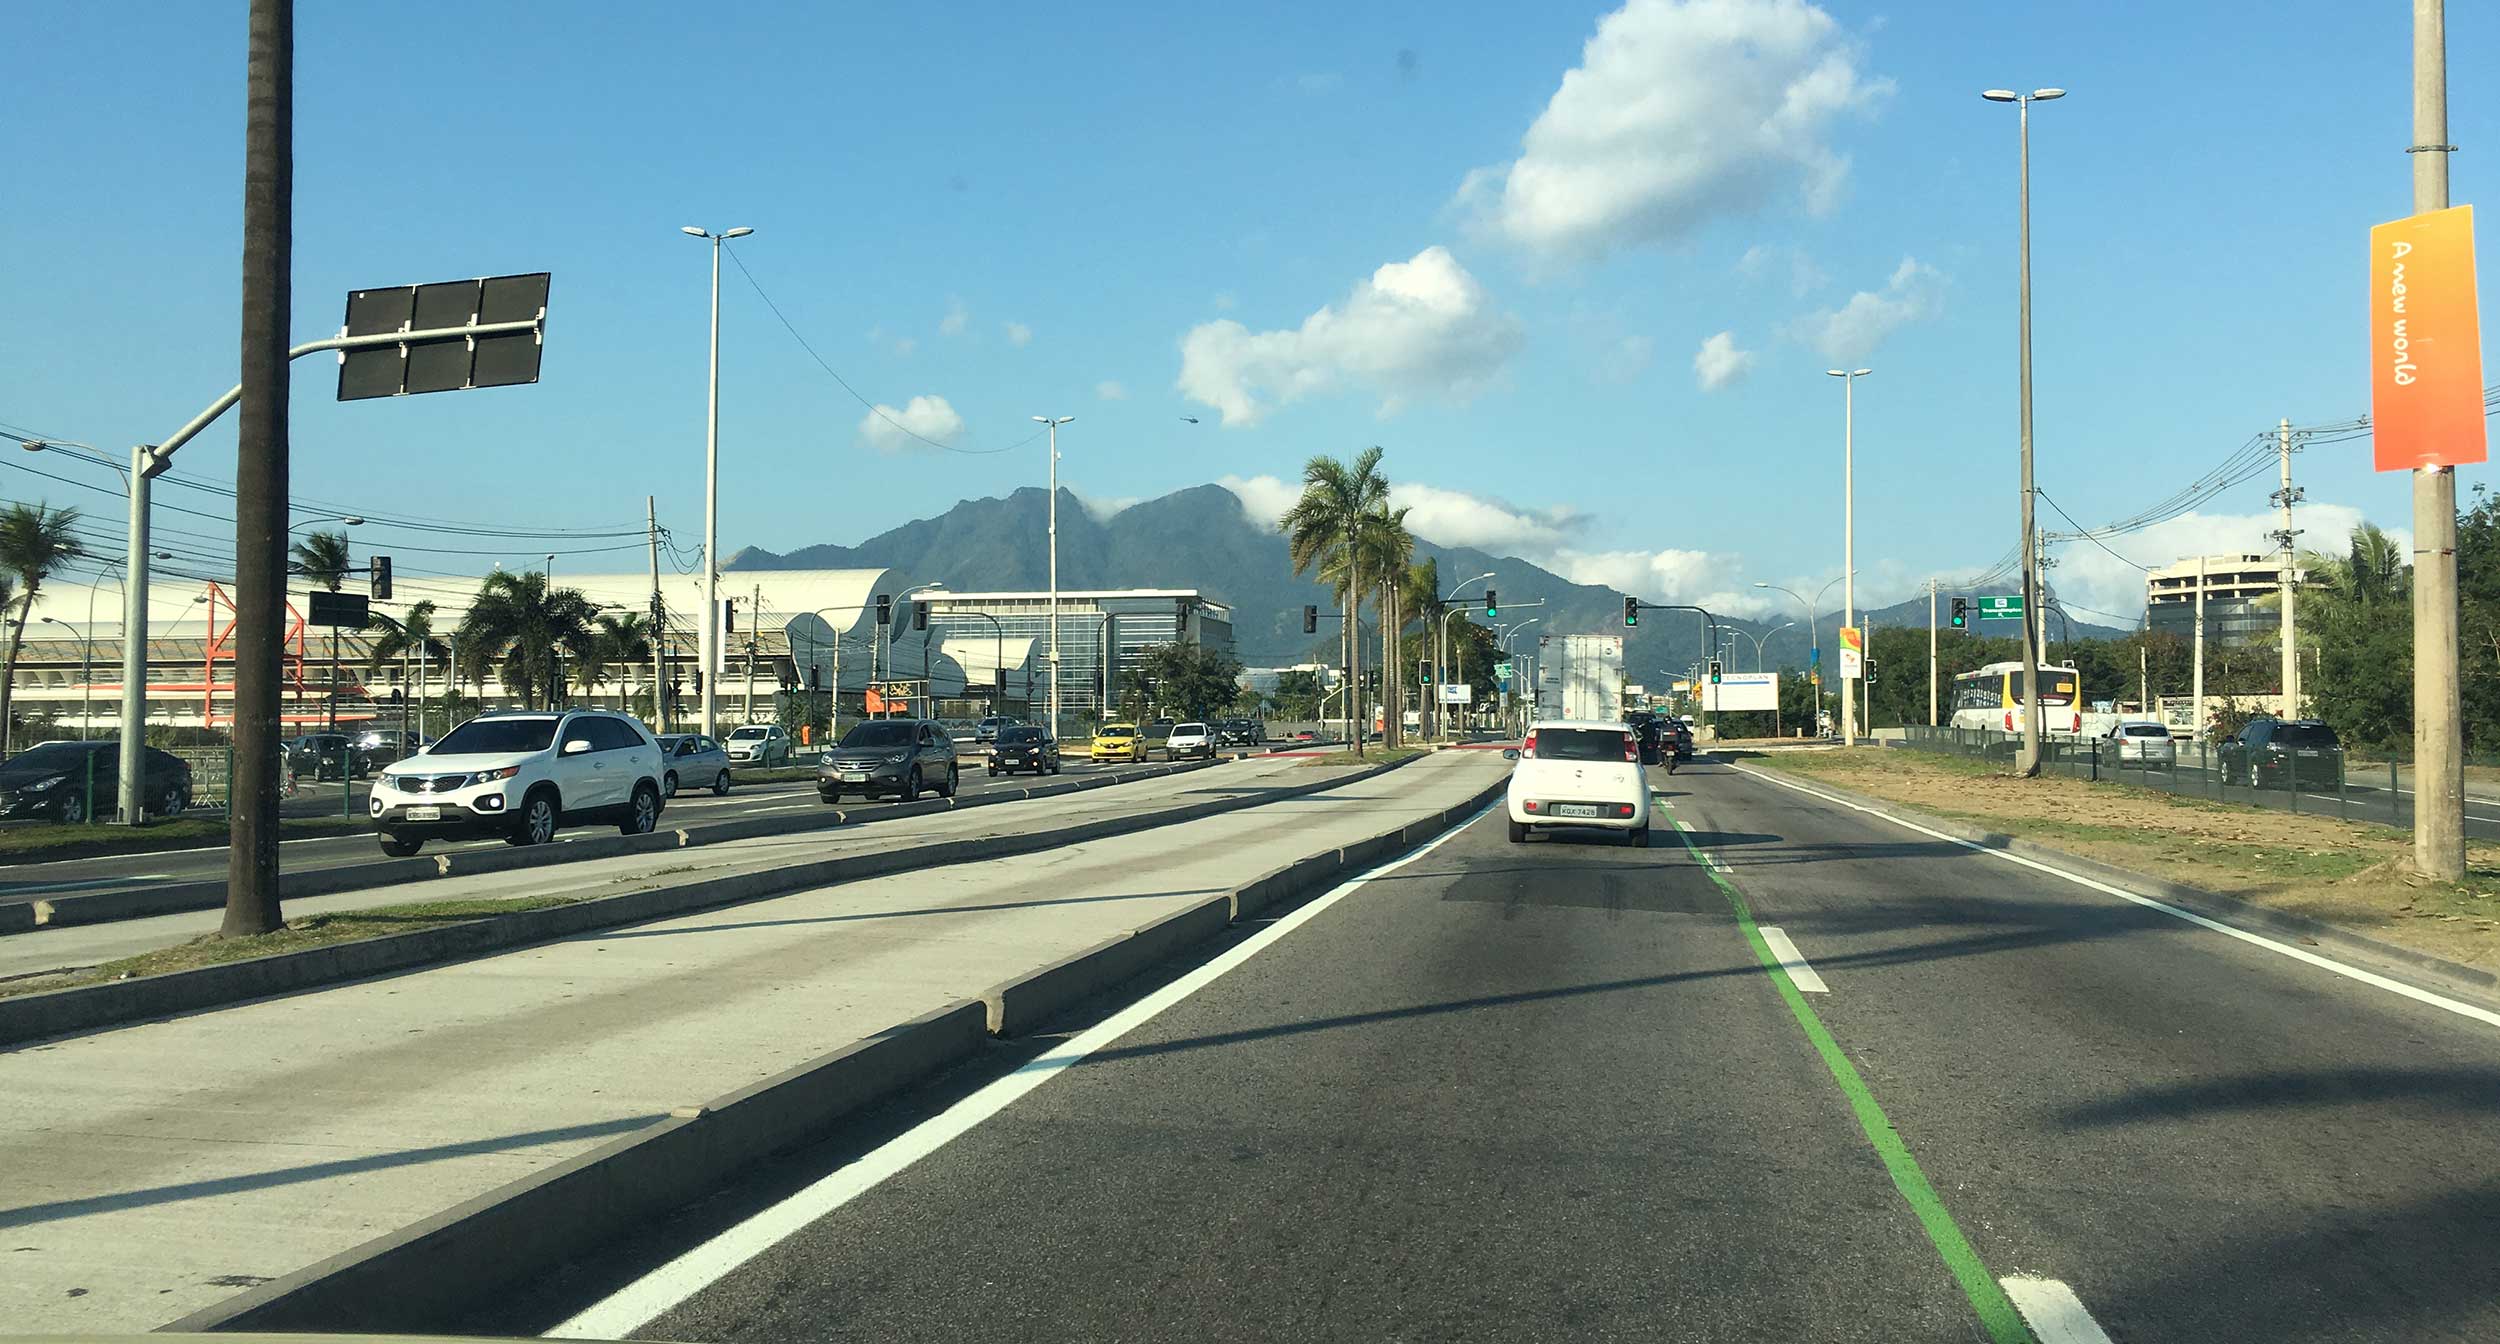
[728,484,2131,678]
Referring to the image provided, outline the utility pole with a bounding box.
[2274,416,2304,716]
[2411,0,2465,879]
[225,0,292,938]
[2192,554,2207,738]
[745,581,760,726]
[1927,579,1939,727]
[1983,85,2063,775]
[646,495,665,732]
[2139,643,2149,718]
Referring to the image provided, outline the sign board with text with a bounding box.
[1438,683,1474,705]
[1838,626,1863,680]
[1976,595,2024,620]
[2371,205,2488,471]
[1702,671,1779,713]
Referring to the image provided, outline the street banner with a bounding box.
[2371,205,2488,471]
[1838,626,1863,680]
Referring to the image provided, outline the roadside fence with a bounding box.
[1898,725,2400,828]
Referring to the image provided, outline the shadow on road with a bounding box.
[2053,1064,2500,1130]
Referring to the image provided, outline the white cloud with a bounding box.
[1217,474,1301,530]
[1003,321,1032,347]
[2044,504,2403,627]
[1095,379,1129,401]
[856,394,965,454]
[1072,489,1140,521]
[1790,256,1944,362]
[1460,0,1889,261]
[1177,246,1525,426]
[1738,242,1827,296]
[1390,482,1587,553]
[1548,547,1781,617]
[939,299,969,337]
[1693,330,1755,391]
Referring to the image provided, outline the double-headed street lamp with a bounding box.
[1980,86,2063,774]
[1733,621,1795,672]
[1824,367,1871,743]
[1031,415,1075,741]
[1434,571,1495,735]
[1756,576,1845,735]
[683,224,755,739]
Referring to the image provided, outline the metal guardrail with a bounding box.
[1897,724,2400,827]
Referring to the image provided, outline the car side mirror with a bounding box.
[1501,748,1520,760]
[563,739,593,755]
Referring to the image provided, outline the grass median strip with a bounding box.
[0,815,364,861]
[1751,747,2500,974]
[0,895,583,999]
[1667,812,2036,1344]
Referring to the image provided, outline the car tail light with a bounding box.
[1522,732,1537,755]
[1615,803,1635,817]
[1524,800,1541,812]
[1624,735,1639,762]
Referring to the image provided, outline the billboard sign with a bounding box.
[1838,626,1863,680]
[1438,683,1474,705]
[1703,671,1779,712]
[2371,205,2488,471]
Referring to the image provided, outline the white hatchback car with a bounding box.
[1164,722,1217,760]
[1504,719,1651,846]
[369,709,665,856]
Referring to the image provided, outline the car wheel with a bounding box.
[619,782,661,836]
[942,764,959,797]
[157,783,187,818]
[379,834,423,857]
[903,768,922,802]
[663,771,679,799]
[1508,819,1528,843]
[713,770,731,795]
[1625,824,1649,848]
[988,767,999,777]
[506,790,559,846]
[55,791,89,824]
[820,788,841,805]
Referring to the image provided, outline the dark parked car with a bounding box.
[2219,717,2344,790]
[986,725,1061,776]
[353,727,430,768]
[1214,718,1263,748]
[819,718,959,803]
[286,732,373,781]
[0,740,193,823]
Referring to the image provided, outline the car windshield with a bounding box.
[840,722,916,749]
[2122,724,2169,738]
[4,742,105,772]
[1100,727,1134,738]
[1000,728,1045,743]
[729,727,771,740]
[432,717,558,755]
[1176,723,1207,734]
[1531,728,1628,761]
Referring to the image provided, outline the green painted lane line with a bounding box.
[1668,814,2036,1344]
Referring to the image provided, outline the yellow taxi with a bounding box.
[1089,722,1146,762]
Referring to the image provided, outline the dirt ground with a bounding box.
[1755,748,2500,976]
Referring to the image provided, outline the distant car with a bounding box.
[2219,717,2343,790]
[2104,721,2176,767]
[974,715,1021,744]
[1292,729,1318,743]
[0,740,193,823]
[817,718,958,802]
[369,709,664,856]
[1214,718,1263,748]
[987,725,1061,776]
[657,733,733,797]
[1503,719,1649,846]
[354,728,432,766]
[722,723,794,767]
[286,732,372,781]
[1165,722,1217,760]
[1090,723,1147,763]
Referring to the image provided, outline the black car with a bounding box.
[986,725,1061,777]
[1214,718,1264,748]
[2219,717,2343,790]
[286,732,374,781]
[0,740,194,823]
[1627,713,1664,765]
[819,718,960,802]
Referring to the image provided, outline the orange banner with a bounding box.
[2371,205,2488,472]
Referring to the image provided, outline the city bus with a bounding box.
[1949,661,2083,736]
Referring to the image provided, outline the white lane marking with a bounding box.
[1757,926,1828,993]
[1734,765,2500,1031]
[2000,1276,2115,1344]
[548,803,1496,1340]
[0,873,173,896]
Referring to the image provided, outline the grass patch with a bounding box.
[0,814,364,861]
[0,893,584,1000]
[1746,746,2500,972]
[1296,747,1427,767]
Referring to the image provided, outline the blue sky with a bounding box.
[5,0,2492,623]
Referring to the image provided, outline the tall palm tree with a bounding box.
[584,611,652,710]
[290,529,355,729]
[455,571,599,709]
[364,600,448,728]
[1282,447,1388,754]
[0,504,87,754]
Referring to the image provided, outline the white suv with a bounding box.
[370,709,665,856]
[1503,719,1650,846]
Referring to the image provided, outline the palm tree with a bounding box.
[584,612,652,710]
[1348,506,1415,746]
[290,529,355,729]
[365,600,448,727]
[2312,523,2409,607]
[455,571,599,709]
[1282,447,1388,754]
[0,504,87,754]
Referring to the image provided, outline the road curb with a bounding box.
[0,754,1428,1049]
[164,767,1507,1335]
[12,759,1228,932]
[1735,761,2500,1000]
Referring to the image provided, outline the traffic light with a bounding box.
[1483,589,1497,618]
[1866,658,1880,685]
[912,601,928,632]
[368,554,392,601]
[875,594,892,626]
[1623,596,1639,627]
[691,669,704,694]
[808,665,822,691]
[1418,657,1433,687]
[1302,604,1319,634]
[723,598,737,634]
[1708,659,1722,685]
[1950,597,1969,630]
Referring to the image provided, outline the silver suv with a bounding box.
[370,709,665,856]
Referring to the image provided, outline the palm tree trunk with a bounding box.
[1349,549,1362,758]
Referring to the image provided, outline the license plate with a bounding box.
[1553,803,1603,818]
[405,805,441,821]
[2295,749,2322,758]
[840,771,869,782]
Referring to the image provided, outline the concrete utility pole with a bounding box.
[1984,85,2064,775]
[2274,416,2304,716]
[2192,554,2207,738]
[2409,0,2465,880]
[1827,368,1871,744]
[1033,416,1074,743]
[647,495,665,732]
[1927,580,1940,727]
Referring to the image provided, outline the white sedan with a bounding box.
[1503,719,1651,846]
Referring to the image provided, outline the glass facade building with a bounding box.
[922,590,1233,725]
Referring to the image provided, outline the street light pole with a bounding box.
[1983,86,2064,775]
[683,224,753,741]
[1825,368,1871,743]
[1032,416,1075,742]
[2409,0,2465,880]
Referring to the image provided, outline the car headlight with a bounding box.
[885,752,910,764]
[472,766,520,784]
[25,776,63,792]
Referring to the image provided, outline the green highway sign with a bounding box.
[1494,661,1513,679]
[1976,594,2025,619]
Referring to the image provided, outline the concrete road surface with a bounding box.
[529,756,2500,1344]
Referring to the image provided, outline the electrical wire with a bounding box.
[2035,489,2151,571]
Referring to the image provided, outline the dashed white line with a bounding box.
[2000,1276,2115,1344]
[1757,926,1828,993]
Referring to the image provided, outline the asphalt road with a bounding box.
[0,757,1192,911]
[521,756,2500,1343]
